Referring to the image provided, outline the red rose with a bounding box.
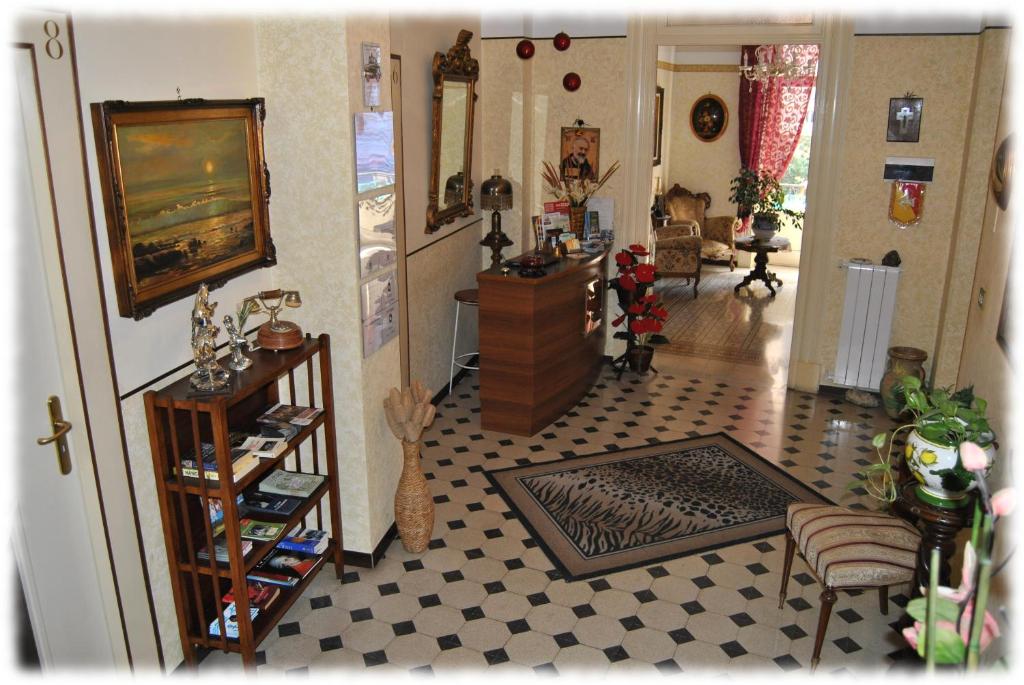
[627,303,644,314]
[629,243,649,256]
[641,294,657,304]
[649,320,663,333]
[618,274,637,291]
[630,319,644,334]
[635,264,656,283]
[651,306,668,319]
[614,252,632,267]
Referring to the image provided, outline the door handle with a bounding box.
[36,395,72,475]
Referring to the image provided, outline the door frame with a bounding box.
[622,15,855,391]
[11,10,162,668]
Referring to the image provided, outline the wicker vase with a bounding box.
[395,440,434,553]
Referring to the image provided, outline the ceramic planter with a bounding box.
[904,429,995,508]
[627,345,655,373]
[752,214,779,241]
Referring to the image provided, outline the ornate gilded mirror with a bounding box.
[426,29,478,233]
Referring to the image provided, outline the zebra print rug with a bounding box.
[485,433,830,580]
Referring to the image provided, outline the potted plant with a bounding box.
[856,376,996,508]
[728,167,804,240]
[608,245,669,373]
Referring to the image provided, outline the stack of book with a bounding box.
[175,435,261,483]
[247,548,321,588]
[239,490,302,517]
[239,435,288,460]
[198,537,253,563]
[277,528,329,555]
[258,470,325,499]
[222,580,280,612]
[239,518,287,542]
[209,602,259,639]
[257,403,323,440]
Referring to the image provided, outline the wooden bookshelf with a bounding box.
[144,333,343,670]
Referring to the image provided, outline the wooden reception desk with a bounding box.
[477,248,609,436]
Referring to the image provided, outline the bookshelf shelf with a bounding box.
[145,333,343,670]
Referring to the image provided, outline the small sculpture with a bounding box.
[223,315,253,371]
[383,381,437,553]
[189,283,230,390]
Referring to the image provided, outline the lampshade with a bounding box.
[444,172,465,205]
[480,173,513,211]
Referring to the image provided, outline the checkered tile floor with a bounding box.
[198,355,915,675]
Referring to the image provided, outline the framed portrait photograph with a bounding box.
[887,97,924,143]
[91,98,275,319]
[653,86,665,166]
[690,94,728,143]
[559,126,600,182]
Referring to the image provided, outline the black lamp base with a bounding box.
[480,210,514,269]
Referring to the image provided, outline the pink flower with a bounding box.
[991,488,1016,517]
[935,542,976,603]
[959,601,1001,651]
[959,441,989,471]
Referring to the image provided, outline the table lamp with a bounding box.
[479,171,514,269]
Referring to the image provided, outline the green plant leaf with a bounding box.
[902,375,923,392]
[906,597,961,624]
[872,433,888,449]
[914,625,967,664]
[648,334,670,345]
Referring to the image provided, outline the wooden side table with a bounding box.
[733,235,791,297]
[896,481,973,591]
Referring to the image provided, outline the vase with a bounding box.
[879,346,928,419]
[752,214,779,241]
[394,440,434,553]
[569,205,587,236]
[627,345,655,373]
[905,429,995,508]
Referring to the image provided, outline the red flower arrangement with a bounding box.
[608,244,670,349]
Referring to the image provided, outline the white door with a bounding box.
[11,38,125,669]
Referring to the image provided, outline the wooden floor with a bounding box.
[656,264,798,381]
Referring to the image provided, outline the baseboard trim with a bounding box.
[343,522,399,569]
[431,355,480,406]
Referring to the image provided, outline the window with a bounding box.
[780,87,815,214]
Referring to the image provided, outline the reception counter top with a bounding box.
[477,248,610,436]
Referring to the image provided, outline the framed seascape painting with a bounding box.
[91,98,275,319]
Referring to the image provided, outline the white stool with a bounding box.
[449,289,479,394]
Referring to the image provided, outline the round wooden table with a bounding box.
[733,235,791,297]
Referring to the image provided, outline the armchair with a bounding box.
[653,223,702,298]
[663,184,741,270]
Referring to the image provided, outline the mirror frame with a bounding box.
[426,29,479,233]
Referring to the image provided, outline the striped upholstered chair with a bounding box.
[780,503,922,670]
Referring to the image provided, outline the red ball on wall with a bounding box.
[515,39,535,60]
[553,32,571,51]
[562,72,581,92]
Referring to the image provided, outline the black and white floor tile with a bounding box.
[198,355,913,675]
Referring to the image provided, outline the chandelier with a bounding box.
[739,45,816,90]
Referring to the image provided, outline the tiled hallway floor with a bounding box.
[199,355,914,675]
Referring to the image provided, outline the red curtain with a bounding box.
[737,44,819,225]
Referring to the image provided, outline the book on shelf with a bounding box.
[257,403,323,427]
[258,420,300,441]
[239,490,303,517]
[239,518,287,542]
[198,538,253,564]
[277,528,329,555]
[247,548,321,587]
[240,436,288,460]
[258,470,324,499]
[208,602,259,639]
[222,581,280,611]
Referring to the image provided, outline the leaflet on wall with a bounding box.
[362,301,399,358]
[353,111,395,193]
[358,191,397,278]
[360,271,398,322]
[587,197,614,242]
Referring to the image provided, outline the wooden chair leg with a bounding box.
[811,587,837,672]
[778,531,797,609]
[693,273,700,299]
[878,585,888,615]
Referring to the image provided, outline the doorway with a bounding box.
[649,43,818,384]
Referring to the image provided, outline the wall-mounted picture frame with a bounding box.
[559,126,600,181]
[990,133,1013,211]
[653,85,665,166]
[689,94,728,143]
[887,96,924,143]
[91,98,275,320]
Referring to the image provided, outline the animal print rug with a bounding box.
[485,433,831,579]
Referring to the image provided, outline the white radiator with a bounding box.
[831,262,901,390]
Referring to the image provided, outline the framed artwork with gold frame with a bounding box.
[689,94,728,143]
[91,98,275,319]
[560,126,601,181]
[653,86,665,166]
